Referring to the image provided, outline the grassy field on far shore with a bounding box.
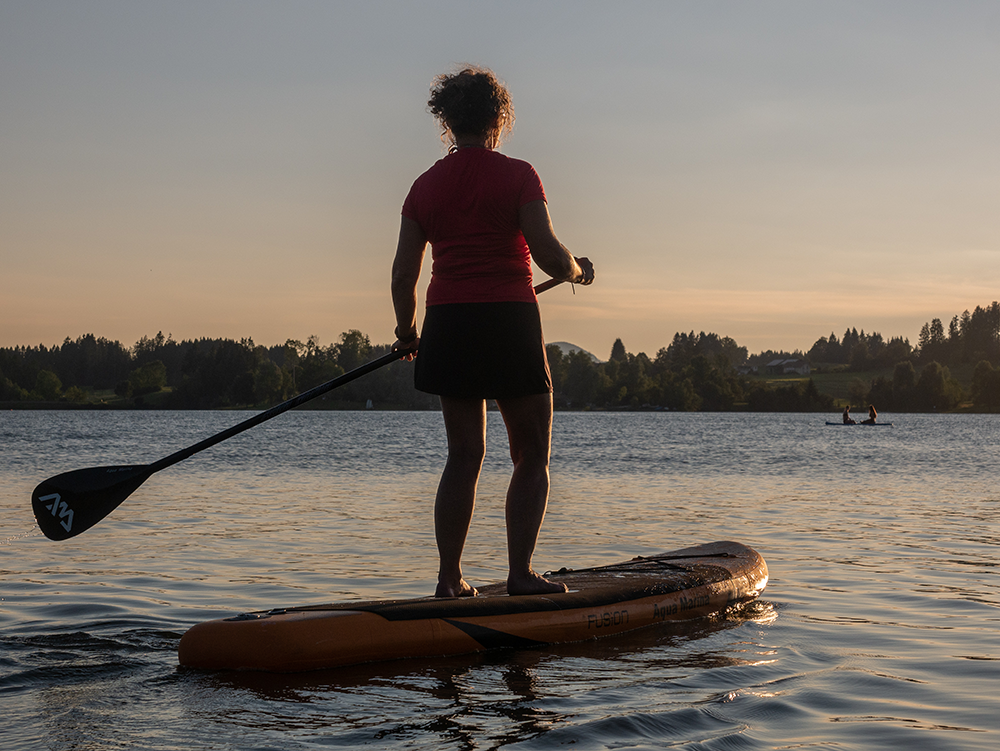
[750,362,976,408]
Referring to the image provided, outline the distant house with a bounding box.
[765,358,811,375]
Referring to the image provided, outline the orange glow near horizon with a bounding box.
[2,4,998,359]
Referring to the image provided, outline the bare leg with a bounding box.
[434,396,486,597]
[496,393,568,595]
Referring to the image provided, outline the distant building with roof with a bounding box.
[765,358,811,375]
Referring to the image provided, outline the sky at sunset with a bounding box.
[3,1,999,360]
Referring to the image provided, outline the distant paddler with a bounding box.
[842,406,857,425]
[861,405,878,425]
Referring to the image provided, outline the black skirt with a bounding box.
[414,302,552,399]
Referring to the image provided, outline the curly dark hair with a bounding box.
[427,66,515,148]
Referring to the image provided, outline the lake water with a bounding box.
[1,409,998,750]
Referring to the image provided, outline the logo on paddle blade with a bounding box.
[39,493,74,533]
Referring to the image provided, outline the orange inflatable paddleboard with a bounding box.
[178,540,767,673]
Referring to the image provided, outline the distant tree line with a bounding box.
[915,302,1000,366]
[4,299,1000,412]
[0,331,437,410]
[808,302,1000,371]
[2,329,831,412]
[807,329,914,371]
[802,301,1000,412]
[547,331,829,412]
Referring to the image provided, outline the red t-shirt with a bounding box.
[401,147,547,305]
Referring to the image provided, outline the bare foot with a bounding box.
[435,578,478,598]
[507,570,568,596]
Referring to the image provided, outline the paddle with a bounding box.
[532,278,563,295]
[32,278,567,540]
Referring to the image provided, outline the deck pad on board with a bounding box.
[178,540,768,673]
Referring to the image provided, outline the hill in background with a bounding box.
[549,341,602,363]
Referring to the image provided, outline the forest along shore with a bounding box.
[5,301,1000,412]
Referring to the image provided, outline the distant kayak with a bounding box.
[825,421,893,427]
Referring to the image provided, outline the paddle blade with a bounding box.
[31,465,152,541]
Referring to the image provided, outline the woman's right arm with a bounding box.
[519,200,594,285]
[390,216,427,358]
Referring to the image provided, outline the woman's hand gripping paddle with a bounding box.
[32,279,567,540]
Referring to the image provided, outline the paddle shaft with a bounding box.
[31,348,412,540]
[147,277,564,474]
[32,276,572,540]
[147,348,403,475]
[532,278,564,295]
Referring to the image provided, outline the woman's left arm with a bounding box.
[519,200,594,285]
[390,216,427,358]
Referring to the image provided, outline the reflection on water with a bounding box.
[2,410,999,750]
[182,602,768,749]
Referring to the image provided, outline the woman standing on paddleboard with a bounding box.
[391,66,594,598]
